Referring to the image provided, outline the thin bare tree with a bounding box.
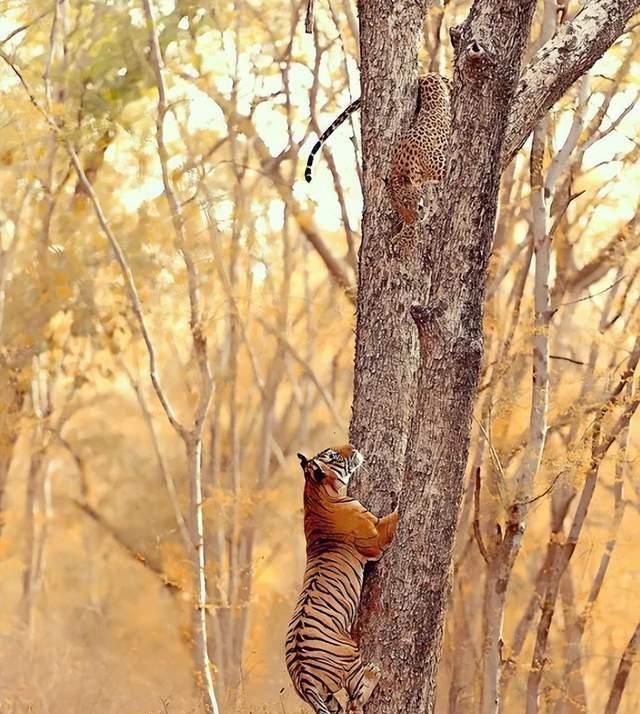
[605,621,640,714]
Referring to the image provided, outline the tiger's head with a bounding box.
[297,444,364,498]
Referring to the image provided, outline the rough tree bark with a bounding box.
[349,0,640,712]
[350,0,432,511]
[349,0,435,695]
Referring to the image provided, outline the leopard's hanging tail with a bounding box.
[305,98,361,183]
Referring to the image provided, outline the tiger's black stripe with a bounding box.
[305,99,361,183]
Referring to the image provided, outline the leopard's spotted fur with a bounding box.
[388,73,451,224]
[304,73,451,225]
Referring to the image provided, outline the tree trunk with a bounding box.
[186,436,220,714]
[350,0,432,508]
[350,0,433,693]
[21,432,44,632]
[0,370,25,538]
[351,1,537,712]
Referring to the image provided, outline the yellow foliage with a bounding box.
[0,1,638,713]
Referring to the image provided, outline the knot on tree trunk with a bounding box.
[450,23,498,80]
[410,302,445,340]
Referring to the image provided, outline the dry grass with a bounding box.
[0,626,308,714]
[0,626,196,714]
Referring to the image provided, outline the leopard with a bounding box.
[387,73,451,224]
[304,73,451,225]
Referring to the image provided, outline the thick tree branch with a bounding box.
[70,498,183,594]
[502,0,640,167]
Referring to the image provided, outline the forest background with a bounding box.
[0,0,639,713]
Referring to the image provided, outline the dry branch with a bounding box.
[564,205,640,296]
[502,0,640,167]
[71,499,183,594]
[0,11,51,47]
[304,0,315,33]
[472,468,490,565]
[605,621,640,714]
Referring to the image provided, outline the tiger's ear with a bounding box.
[298,454,324,483]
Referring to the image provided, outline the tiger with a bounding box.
[285,444,399,714]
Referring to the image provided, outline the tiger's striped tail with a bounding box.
[305,98,361,183]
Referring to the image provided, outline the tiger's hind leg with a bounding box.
[294,677,340,714]
[325,693,344,713]
[303,690,339,714]
[345,660,381,713]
